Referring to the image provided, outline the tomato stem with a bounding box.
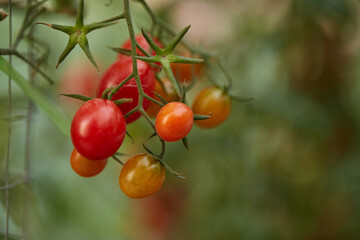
[111,155,124,166]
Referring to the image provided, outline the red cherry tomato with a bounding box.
[192,86,232,128]
[119,153,165,199]
[70,148,107,177]
[146,78,179,118]
[155,102,193,142]
[118,34,163,60]
[71,98,126,160]
[96,58,156,123]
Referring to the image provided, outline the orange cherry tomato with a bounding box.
[119,153,166,199]
[192,86,232,128]
[146,78,180,118]
[70,149,107,177]
[170,52,204,83]
[155,102,193,142]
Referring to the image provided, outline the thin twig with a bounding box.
[23,0,34,237]
[0,178,29,190]
[0,48,54,84]
[5,1,13,239]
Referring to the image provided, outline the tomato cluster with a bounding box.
[67,34,233,199]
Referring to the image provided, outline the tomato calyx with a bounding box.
[135,26,204,97]
[36,0,125,70]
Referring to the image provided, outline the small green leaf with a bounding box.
[59,94,93,102]
[194,114,212,121]
[0,56,70,136]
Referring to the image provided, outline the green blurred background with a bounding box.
[1,0,360,239]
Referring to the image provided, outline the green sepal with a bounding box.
[141,28,164,55]
[163,25,191,55]
[109,47,132,56]
[161,59,181,97]
[180,83,186,103]
[194,114,212,121]
[59,94,93,102]
[182,137,189,151]
[56,34,77,68]
[136,41,151,57]
[78,34,99,71]
[49,24,75,35]
[111,155,124,166]
[114,152,129,157]
[113,98,133,105]
[152,91,167,105]
[83,21,118,34]
[136,55,162,63]
[95,13,125,24]
[166,54,203,64]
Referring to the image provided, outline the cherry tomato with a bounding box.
[170,52,204,83]
[71,98,126,160]
[70,148,107,177]
[146,78,179,118]
[192,86,232,128]
[96,58,156,123]
[119,153,165,199]
[118,34,163,60]
[155,102,193,142]
[58,61,99,111]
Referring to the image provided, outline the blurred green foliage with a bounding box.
[1,0,360,239]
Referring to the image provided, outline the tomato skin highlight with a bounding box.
[192,86,232,128]
[155,102,193,142]
[71,98,126,160]
[70,149,107,177]
[146,78,179,118]
[119,153,166,199]
[96,58,156,123]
